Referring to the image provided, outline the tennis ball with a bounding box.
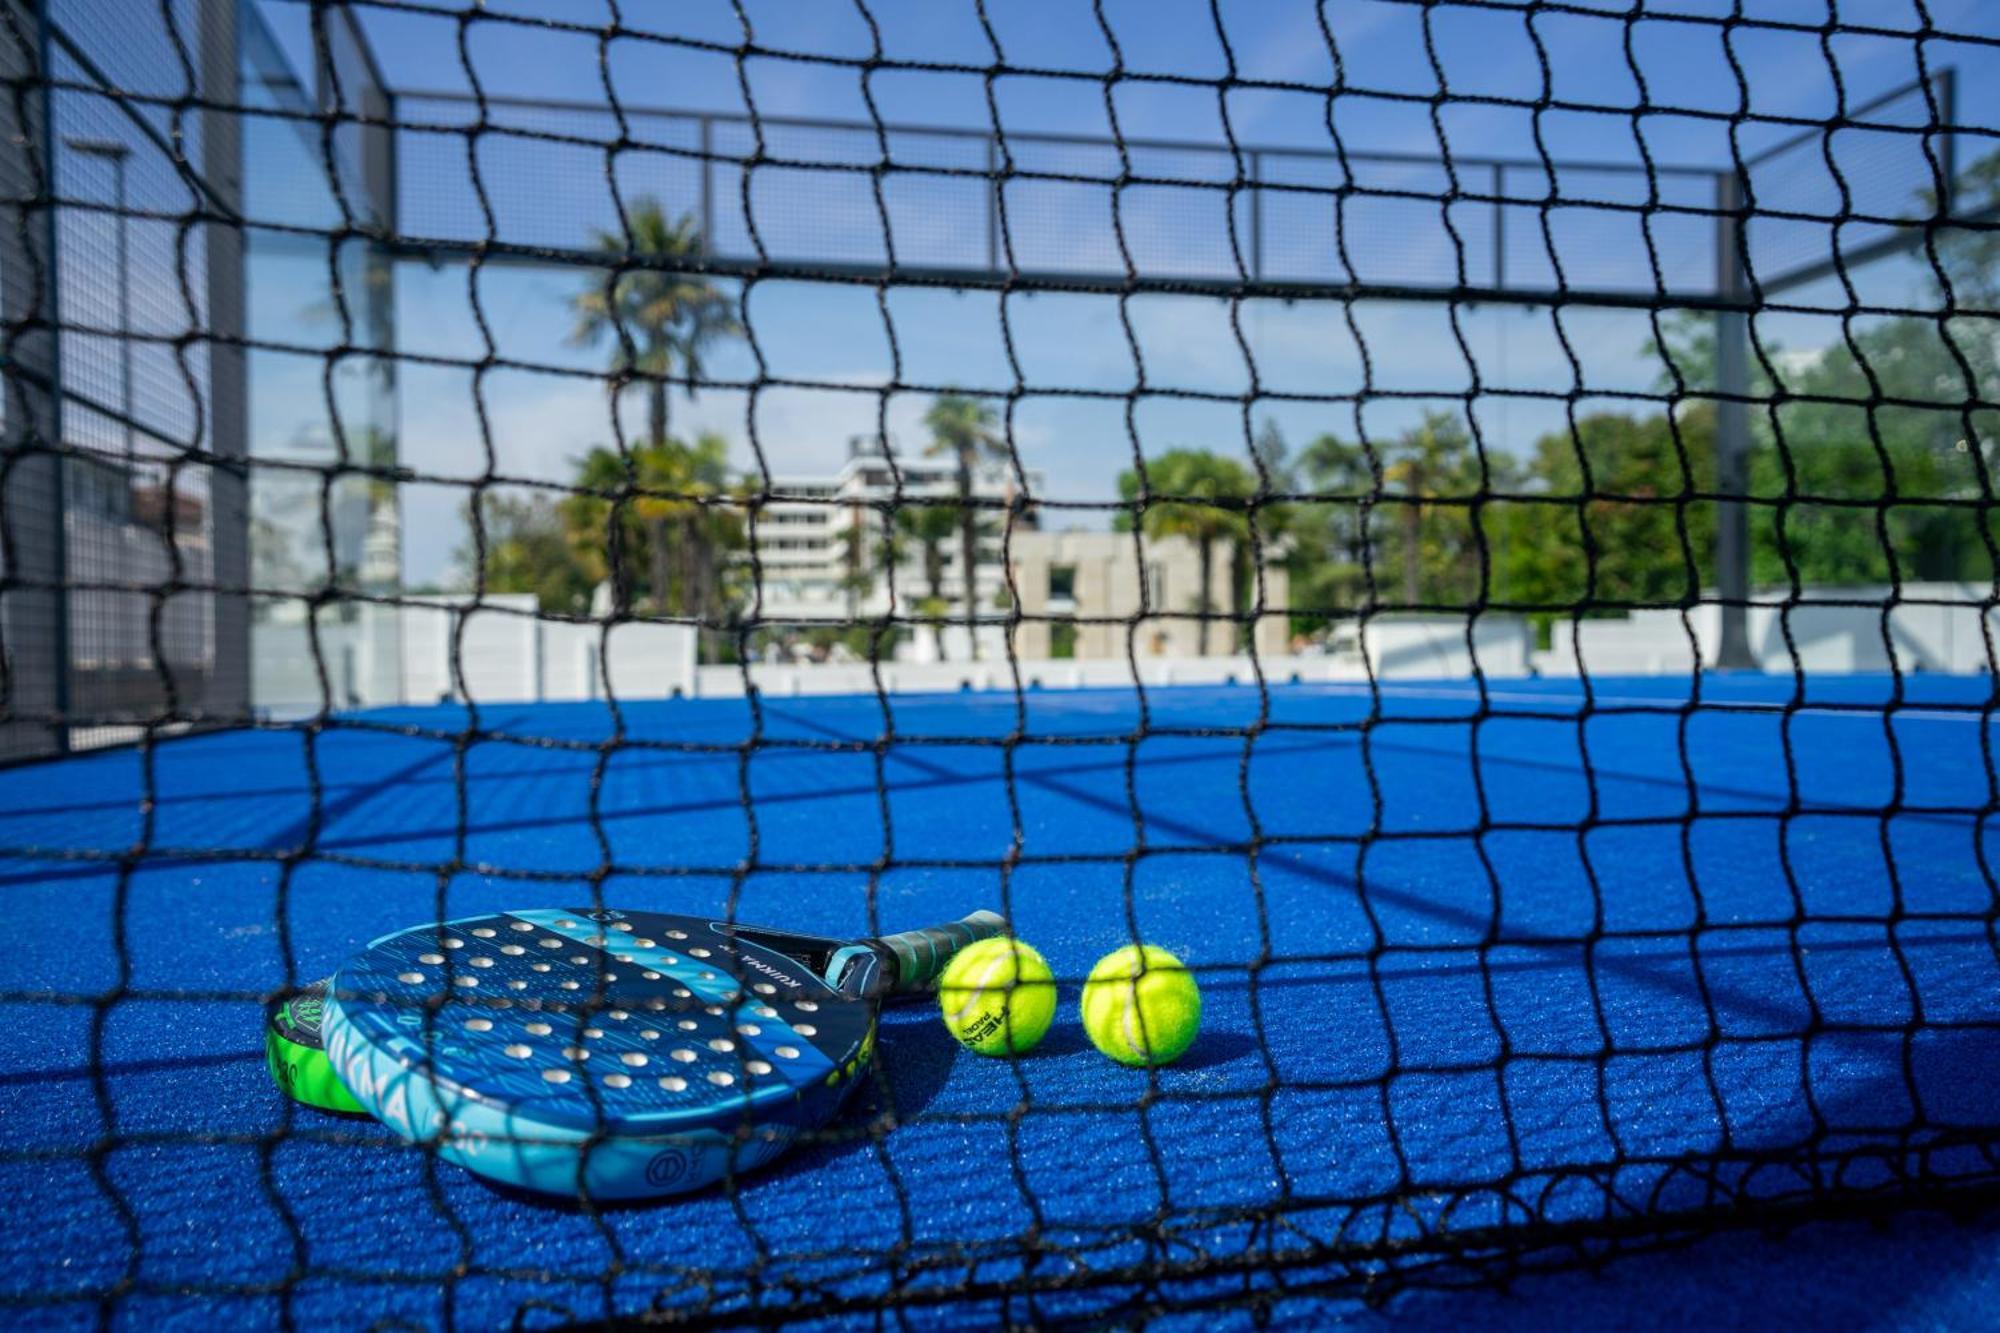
[1080,944,1200,1067]
[937,936,1057,1056]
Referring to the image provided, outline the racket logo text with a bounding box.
[645,1149,694,1189]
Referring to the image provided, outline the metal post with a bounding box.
[700,114,715,248]
[202,0,250,724]
[1713,168,1755,670]
[1493,163,1505,290]
[1247,149,1262,281]
[1938,66,1958,219]
[985,133,999,272]
[0,0,67,758]
[67,141,130,466]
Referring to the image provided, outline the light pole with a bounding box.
[66,138,132,471]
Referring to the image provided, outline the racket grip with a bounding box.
[875,910,1008,993]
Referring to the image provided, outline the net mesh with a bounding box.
[6,0,2000,1325]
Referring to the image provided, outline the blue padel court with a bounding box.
[8,674,2000,1327]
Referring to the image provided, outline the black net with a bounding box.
[7,0,2000,1325]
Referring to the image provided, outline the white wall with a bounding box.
[252,596,696,714]
[1359,616,1535,680]
[1535,585,2000,677]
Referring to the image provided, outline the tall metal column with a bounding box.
[1713,168,1755,671]
[0,0,67,759]
[203,0,251,723]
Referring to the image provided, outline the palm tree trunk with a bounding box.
[1231,536,1249,654]
[1401,503,1420,606]
[682,513,707,659]
[647,515,671,615]
[956,456,980,662]
[926,541,947,662]
[1197,535,1213,657]
[649,382,669,446]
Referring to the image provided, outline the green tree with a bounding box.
[460,492,595,613]
[1281,415,1514,619]
[570,199,741,445]
[837,502,876,621]
[1381,411,1496,606]
[1286,430,1373,626]
[1117,448,1255,655]
[561,434,744,656]
[923,394,1008,660]
[1491,409,1716,635]
[879,502,964,660]
[1645,149,2000,590]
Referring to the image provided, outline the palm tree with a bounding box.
[569,199,740,445]
[1119,449,1254,656]
[562,435,739,649]
[837,502,876,622]
[1382,412,1474,606]
[880,502,968,661]
[922,394,1008,660]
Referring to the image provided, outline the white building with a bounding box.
[1009,529,1293,661]
[748,434,1044,659]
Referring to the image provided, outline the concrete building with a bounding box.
[1010,529,1292,661]
[749,434,1044,659]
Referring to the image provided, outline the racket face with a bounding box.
[322,909,875,1198]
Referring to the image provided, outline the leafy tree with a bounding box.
[1379,411,1496,606]
[560,434,744,657]
[1287,430,1372,624]
[1646,148,2000,590]
[459,492,595,613]
[923,394,1008,660]
[878,501,966,660]
[570,199,741,445]
[1116,448,1255,654]
[1491,409,1716,634]
[836,502,876,621]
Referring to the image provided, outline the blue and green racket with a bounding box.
[322,907,1004,1199]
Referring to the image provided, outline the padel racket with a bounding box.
[322,907,1005,1198]
[266,977,367,1114]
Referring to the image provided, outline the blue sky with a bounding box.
[243,0,2000,587]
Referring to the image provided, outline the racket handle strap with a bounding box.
[875,910,1008,993]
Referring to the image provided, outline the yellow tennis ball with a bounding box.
[937,936,1056,1056]
[1080,944,1200,1067]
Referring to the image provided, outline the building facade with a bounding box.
[748,434,1043,658]
[1010,529,1292,661]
